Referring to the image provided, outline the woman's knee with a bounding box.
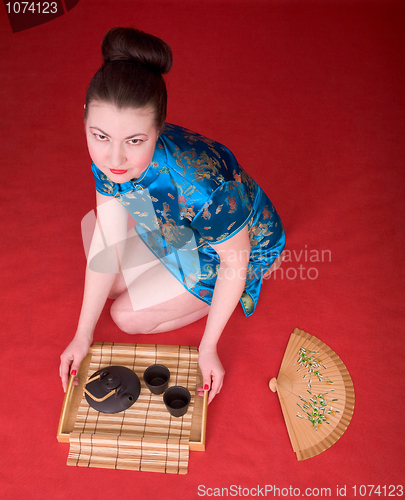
[110,301,156,334]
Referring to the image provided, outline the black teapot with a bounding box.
[84,366,141,413]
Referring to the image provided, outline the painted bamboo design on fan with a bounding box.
[295,346,339,430]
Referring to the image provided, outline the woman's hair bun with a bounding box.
[101,27,172,75]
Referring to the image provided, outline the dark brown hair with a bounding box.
[84,27,173,130]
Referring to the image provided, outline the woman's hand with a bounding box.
[59,334,92,392]
[197,346,225,405]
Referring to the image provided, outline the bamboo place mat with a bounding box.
[67,342,199,474]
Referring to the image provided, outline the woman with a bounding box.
[59,27,285,404]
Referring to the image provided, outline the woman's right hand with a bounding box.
[59,335,92,392]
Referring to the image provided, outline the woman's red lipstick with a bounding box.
[110,169,127,175]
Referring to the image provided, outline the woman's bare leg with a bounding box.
[110,260,210,334]
[108,228,162,299]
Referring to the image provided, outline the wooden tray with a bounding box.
[57,345,208,451]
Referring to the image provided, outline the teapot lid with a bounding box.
[84,365,141,413]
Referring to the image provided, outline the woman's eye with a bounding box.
[94,134,108,141]
[129,139,142,145]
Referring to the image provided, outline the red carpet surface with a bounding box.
[0,1,404,498]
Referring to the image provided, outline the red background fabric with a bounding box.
[1,1,404,498]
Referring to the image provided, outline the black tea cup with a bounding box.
[143,364,170,395]
[163,386,191,417]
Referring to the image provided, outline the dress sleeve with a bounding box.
[91,161,117,196]
[191,181,253,244]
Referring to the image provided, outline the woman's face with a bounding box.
[85,101,159,183]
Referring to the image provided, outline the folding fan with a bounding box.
[269,328,355,461]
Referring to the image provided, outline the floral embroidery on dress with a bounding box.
[263,206,271,219]
[225,196,237,213]
[202,205,211,220]
[173,147,225,186]
[180,205,196,222]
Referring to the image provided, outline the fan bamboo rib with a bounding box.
[274,329,355,461]
[67,342,198,474]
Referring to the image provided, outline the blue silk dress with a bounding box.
[91,123,285,316]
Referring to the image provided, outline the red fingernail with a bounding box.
[71,370,77,376]
[204,384,209,391]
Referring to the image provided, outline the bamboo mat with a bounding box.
[67,342,199,474]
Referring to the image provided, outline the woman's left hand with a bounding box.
[197,346,225,405]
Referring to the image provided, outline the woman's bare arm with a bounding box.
[59,192,128,391]
[198,224,251,404]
